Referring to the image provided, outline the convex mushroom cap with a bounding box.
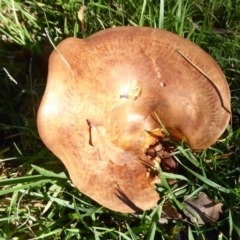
[37,26,231,213]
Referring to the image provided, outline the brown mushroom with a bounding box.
[37,27,231,213]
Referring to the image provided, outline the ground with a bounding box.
[0,0,240,239]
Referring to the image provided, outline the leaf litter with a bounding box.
[182,192,223,225]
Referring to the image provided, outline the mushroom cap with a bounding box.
[37,26,231,213]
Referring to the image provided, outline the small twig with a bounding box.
[29,57,33,91]
[3,67,18,84]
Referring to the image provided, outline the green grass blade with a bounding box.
[174,156,231,193]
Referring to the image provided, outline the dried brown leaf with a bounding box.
[182,192,223,225]
[78,6,87,22]
[159,201,182,224]
[89,123,134,166]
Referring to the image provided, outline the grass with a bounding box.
[0,0,240,239]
